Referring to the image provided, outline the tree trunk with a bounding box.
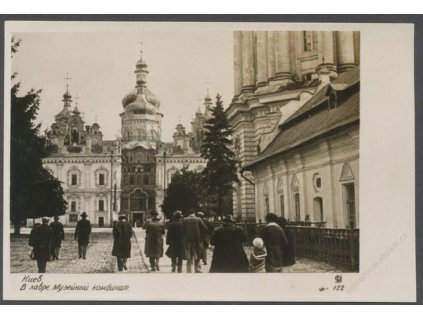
[218,188,223,218]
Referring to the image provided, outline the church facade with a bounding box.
[42,89,122,227]
[155,96,211,213]
[226,31,360,228]
[41,48,216,226]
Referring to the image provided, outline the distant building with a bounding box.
[226,31,360,228]
[43,88,122,227]
[42,52,213,226]
[155,96,211,213]
[119,53,163,226]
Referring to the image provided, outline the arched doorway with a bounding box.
[129,188,148,226]
[313,197,324,223]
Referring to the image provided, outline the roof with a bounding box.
[285,68,360,124]
[245,90,359,169]
[286,84,330,122]
[331,67,360,91]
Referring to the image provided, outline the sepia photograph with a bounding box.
[2,20,415,302]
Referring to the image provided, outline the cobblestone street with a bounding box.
[10,228,350,274]
[10,229,148,273]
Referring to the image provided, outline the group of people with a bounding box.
[28,212,92,273]
[143,210,295,274]
[28,210,295,274]
[143,211,213,273]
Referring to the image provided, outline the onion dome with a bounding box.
[122,88,160,115]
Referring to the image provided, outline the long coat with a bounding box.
[74,219,92,245]
[281,226,296,266]
[29,224,53,262]
[50,221,65,248]
[209,224,249,273]
[260,223,288,269]
[165,220,184,259]
[144,221,165,258]
[182,215,207,261]
[112,221,133,258]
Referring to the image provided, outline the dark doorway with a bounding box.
[98,217,104,228]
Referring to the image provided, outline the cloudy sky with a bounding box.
[11,31,234,141]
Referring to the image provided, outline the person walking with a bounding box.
[50,216,65,260]
[182,210,207,273]
[260,213,288,272]
[28,217,53,273]
[276,217,296,272]
[209,215,249,273]
[112,214,133,271]
[196,211,214,266]
[165,211,184,273]
[144,214,165,272]
[74,212,92,260]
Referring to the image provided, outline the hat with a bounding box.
[173,211,183,219]
[152,214,161,221]
[80,212,88,218]
[253,238,264,249]
[42,217,50,224]
[118,214,128,221]
[223,214,235,223]
[196,211,205,218]
[54,216,60,221]
[265,213,278,223]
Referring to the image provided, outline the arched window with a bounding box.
[129,189,148,211]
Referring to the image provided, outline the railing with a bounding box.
[289,226,359,270]
[211,222,359,270]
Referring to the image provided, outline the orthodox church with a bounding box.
[42,52,210,226]
[42,87,122,227]
[227,31,360,229]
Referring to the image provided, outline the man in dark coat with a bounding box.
[260,213,288,272]
[29,218,53,273]
[276,217,296,272]
[196,211,214,265]
[182,211,207,273]
[74,212,92,260]
[50,216,65,260]
[112,214,133,271]
[144,215,165,272]
[166,211,184,273]
[209,214,249,273]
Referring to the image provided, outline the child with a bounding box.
[249,237,267,273]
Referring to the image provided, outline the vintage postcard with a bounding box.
[2,20,416,302]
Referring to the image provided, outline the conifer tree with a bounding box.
[10,38,67,234]
[201,94,239,217]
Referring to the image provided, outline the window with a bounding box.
[294,193,301,221]
[130,175,135,185]
[143,175,150,185]
[99,173,105,185]
[303,31,317,52]
[280,195,285,218]
[264,197,270,214]
[71,201,77,212]
[69,214,78,223]
[71,174,77,186]
[344,184,356,228]
[99,199,105,212]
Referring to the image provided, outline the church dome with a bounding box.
[122,88,160,115]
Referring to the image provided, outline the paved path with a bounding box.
[10,230,148,273]
[10,227,350,274]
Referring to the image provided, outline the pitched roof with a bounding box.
[245,90,359,169]
[331,67,360,90]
